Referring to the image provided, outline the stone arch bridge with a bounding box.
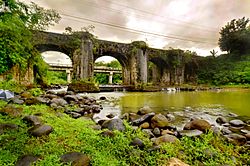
[33,31,197,85]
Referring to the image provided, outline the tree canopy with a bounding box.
[0,0,61,74]
[218,17,250,54]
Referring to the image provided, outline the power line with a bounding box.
[89,0,219,33]
[61,13,217,45]
[66,0,218,35]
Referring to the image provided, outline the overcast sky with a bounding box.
[28,0,250,63]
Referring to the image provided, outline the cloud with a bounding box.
[30,0,250,56]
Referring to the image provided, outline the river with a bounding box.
[89,89,250,123]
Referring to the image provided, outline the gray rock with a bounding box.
[151,114,169,128]
[225,133,247,145]
[131,112,155,126]
[137,106,153,115]
[152,134,179,145]
[216,117,228,124]
[222,123,230,127]
[43,94,58,100]
[64,95,78,103]
[229,119,245,127]
[28,124,53,137]
[221,127,232,135]
[228,113,238,117]
[16,155,39,166]
[179,129,203,137]
[131,138,145,149]
[165,113,175,121]
[101,119,125,131]
[142,129,155,138]
[70,112,82,119]
[50,98,68,106]
[35,97,50,104]
[153,128,161,136]
[91,105,101,113]
[11,98,24,105]
[23,115,42,126]
[245,133,250,140]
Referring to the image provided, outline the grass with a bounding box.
[0,101,249,165]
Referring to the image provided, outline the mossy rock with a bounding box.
[68,81,99,93]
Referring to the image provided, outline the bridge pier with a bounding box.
[66,69,72,83]
[108,71,113,84]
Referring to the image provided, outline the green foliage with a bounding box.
[94,73,108,84]
[27,88,44,96]
[0,80,26,93]
[45,71,67,85]
[0,14,33,74]
[0,103,249,165]
[0,0,60,76]
[197,54,250,85]
[218,17,250,54]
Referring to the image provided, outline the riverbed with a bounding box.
[88,89,250,123]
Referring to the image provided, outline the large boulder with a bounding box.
[101,119,125,131]
[151,114,169,128]
[229,119,245,127]
[64,95,79,103]
[184,119,211,132]
[225,133,247,145]
[16,155,39,166]
[68,81,99,93]
[28,124,53,137]
[23,115,42,126]
[152,134,179,145]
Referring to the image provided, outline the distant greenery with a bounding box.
[45,71,68,85]
[0,101,249,165]
[94,60,122,84]
[198,53,250,86]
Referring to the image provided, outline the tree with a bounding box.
[218,17,250,54]
[0,0,60,74]
[210,49,218,57]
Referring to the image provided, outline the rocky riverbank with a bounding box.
[0,89,249,165]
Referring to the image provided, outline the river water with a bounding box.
[89,89,250,122]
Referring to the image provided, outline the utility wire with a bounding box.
[86,0,219,33]
[61,13,217,45]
